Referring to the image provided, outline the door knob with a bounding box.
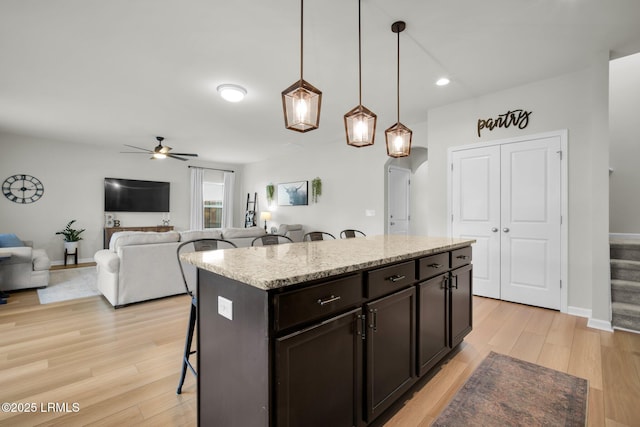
[503,227,510,233]
[491,227,498,232]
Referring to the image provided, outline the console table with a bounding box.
[103,225,174,248]
[0,253,11,304]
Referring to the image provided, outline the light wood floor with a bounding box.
[1,292,639,426]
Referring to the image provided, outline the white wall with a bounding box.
[242,120,431,240]
[242,140,384,238]
[425,56,611,321]
[0,132,243,263]
[610,52,640,234]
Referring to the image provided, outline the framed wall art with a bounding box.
[277,181,308,206]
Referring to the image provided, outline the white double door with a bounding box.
[451,136,562,310]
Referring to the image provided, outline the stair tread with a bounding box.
[610,238,640,247]
[610,259,640,267]
[612,301,640,314]
[611,279,640,288]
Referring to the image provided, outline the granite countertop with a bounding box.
[181,234,475,291]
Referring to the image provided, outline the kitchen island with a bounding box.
[182,235,474,427]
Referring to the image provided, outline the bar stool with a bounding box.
[251,234,293,246]
[340,229,366,238]
[303,231,336,241]
[176,238,237,394]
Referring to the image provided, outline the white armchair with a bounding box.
[0,235,51,290]
[277,224,305,242]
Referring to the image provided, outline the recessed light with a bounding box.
[436,77,450,86]
[217,84,247,102]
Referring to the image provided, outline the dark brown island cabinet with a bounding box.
[188,236,473,427]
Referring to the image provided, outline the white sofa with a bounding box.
[93,227,267,308]
[0,237,51,291]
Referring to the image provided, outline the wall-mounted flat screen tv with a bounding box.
[104,178,170,212]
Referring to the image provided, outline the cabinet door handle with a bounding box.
[317,295,341,306]
[442,276,449,290]
[386,274,406,283]
[491,227,498,232]
[369,308,378,332]
[503,227,510,233]
[452,275,459,289]
[456,255,469,260]
[428,263,443,269]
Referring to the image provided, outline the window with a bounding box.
[203,172,224,229]
[190,168,234,230]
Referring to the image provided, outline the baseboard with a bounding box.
[567,306,591,318]
[613,326,640,335]
[568,306,613,332]
[51,257,94,266]
[587,318,613,332]
[609,232,640,239]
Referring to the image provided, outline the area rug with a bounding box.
[37,267,100,304]
[433,351,588,427]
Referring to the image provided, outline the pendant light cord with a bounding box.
[358,0,362,106]
[300,0,304,81]
[396,29,400,123]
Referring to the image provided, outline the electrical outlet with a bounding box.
[218,296,233,320]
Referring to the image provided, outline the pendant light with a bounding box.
[281,0,322,132]
[344,0,376,147]
[385,21,412,158]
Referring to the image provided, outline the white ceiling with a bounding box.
[1,0,639,164]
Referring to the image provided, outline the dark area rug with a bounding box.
[433,351,588,427]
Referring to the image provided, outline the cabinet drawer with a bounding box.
[451,246,472,269]
[418,252,449,280]
[274,274,363,331]
[366,260,415,299]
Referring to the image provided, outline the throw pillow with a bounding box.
[0,233,24,248]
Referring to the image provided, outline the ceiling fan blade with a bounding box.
[171,152,198,157]
[167,154,189,161]
[124,144,153,153]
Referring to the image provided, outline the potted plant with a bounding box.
[266,183,275,206]
[56,220,85,254]
[311,177,322,203]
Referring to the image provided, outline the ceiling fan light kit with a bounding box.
[282,0,322,133]
[122,136,199,162]
[344,0,377,147]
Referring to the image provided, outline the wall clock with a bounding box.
[2,174,45,204]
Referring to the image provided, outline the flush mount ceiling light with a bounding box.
[281,0,322,132]
[436,77,450,86]
[217,84,247,102]
[344,0,376,147]
[385,21,412,158]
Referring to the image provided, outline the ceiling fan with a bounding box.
[121,136,199,161]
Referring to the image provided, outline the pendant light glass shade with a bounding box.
[282,0,322,133]
[282,79,322,132]
[344,105,376,147]
[385,122,412,157]
[344,0,376,147]
[385,21,412,158]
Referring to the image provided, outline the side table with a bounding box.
[0,253,11,304]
